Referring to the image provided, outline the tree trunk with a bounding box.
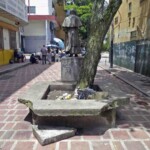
[78,0,122,88]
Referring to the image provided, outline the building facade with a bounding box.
[24,0,58,53]
[113,0,150,76]
[0,0,28,65]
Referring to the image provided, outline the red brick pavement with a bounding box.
[0,63,150,150]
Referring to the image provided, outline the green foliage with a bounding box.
[102,41,110,52]
[102,34,110,52]
[64,3,92,40]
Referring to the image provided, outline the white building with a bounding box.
[0,0,28,65]
[24,0,57,53]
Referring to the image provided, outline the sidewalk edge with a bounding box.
[99,65,150,97]
[0,63,30,75]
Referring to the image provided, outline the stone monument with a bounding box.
[62,9,82,56]
[61,9,83,82]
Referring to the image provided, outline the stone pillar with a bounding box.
[61,57,84,82]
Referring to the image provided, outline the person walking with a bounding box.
[41,45,47,64]
[47,49,52,64]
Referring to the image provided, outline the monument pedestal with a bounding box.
[61,57,84,82]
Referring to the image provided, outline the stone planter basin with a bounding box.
[18,81,130,128]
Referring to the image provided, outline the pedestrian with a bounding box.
[41,45,47,64]
[30,53,38,64]
[47,49,52,64]
[51,50,55,62]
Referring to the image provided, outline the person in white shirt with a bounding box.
[47,49,52,64]
[41,45,47,64]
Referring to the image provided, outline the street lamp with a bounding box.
[110,21,114,68]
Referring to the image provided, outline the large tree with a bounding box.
[78,0,122,88]
[54,0,122,88]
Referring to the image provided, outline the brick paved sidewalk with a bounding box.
[99,61,150,97]
[0,61,30,75]
[0,62,150,150]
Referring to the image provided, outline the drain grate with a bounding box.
[0,74,14,80]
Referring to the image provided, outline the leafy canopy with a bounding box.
[64,2,92,40]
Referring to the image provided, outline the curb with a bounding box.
[99,65,150,97]
[0,62,30,75]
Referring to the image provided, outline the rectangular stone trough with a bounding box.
[18,82,129,128]
[18,81,130,128]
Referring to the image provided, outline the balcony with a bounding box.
[0,0,28,25]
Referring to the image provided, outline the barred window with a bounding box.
[130,31,137,39]
[27,6,36,14]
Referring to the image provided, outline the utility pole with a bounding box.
[110,21,114,68]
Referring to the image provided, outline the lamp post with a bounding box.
[110,21,114,68]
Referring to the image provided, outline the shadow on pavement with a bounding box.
[0,63,55,103]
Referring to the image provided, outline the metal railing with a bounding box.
[0,0,28,23]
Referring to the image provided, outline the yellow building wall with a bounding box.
[113,0,150,43]
[0,50,14,65]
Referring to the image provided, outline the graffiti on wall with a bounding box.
[113,41,136,71]
[136,40,150,76]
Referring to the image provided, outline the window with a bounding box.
[27,6,36,14]
[128,2,132,12]
[130,31,137,39]
[0,27,4,50]
[132,17,135,27]
[129,17,131,27]
[140,0,145,3]
[9,30,16,49]
[128,12,131,18]
[115,17,118,25]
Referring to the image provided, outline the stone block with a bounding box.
[61,57,83,82]
[32,125,76,145]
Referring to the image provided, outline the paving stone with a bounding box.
[7,110,16,115]
[129,129,150,139]
[14,141,35,150]
[83,135,101,140]
[67,135,81,140]
[111,130,130,140]
[3,123,15,130]
[0,123,5,128]
[101,130,111,139]
[91,141,111,150]
[36,142,56,150]
[1,131,15,139]
[0,131,4,138]
[14,116,25,121]
[2,141,14,150]
[32,125,76,146]
[112,141,125,150]
[6,116,15,121]
[0,141,4,149]
[15,110,29,115]
[59,142,68,150]
[15,104,28,109]
[13,122,31,130]
[71,141,90,150]
[0,116,6,122]
[13,131,32,140]
[124,141,146,150]
[144,140,150,149]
